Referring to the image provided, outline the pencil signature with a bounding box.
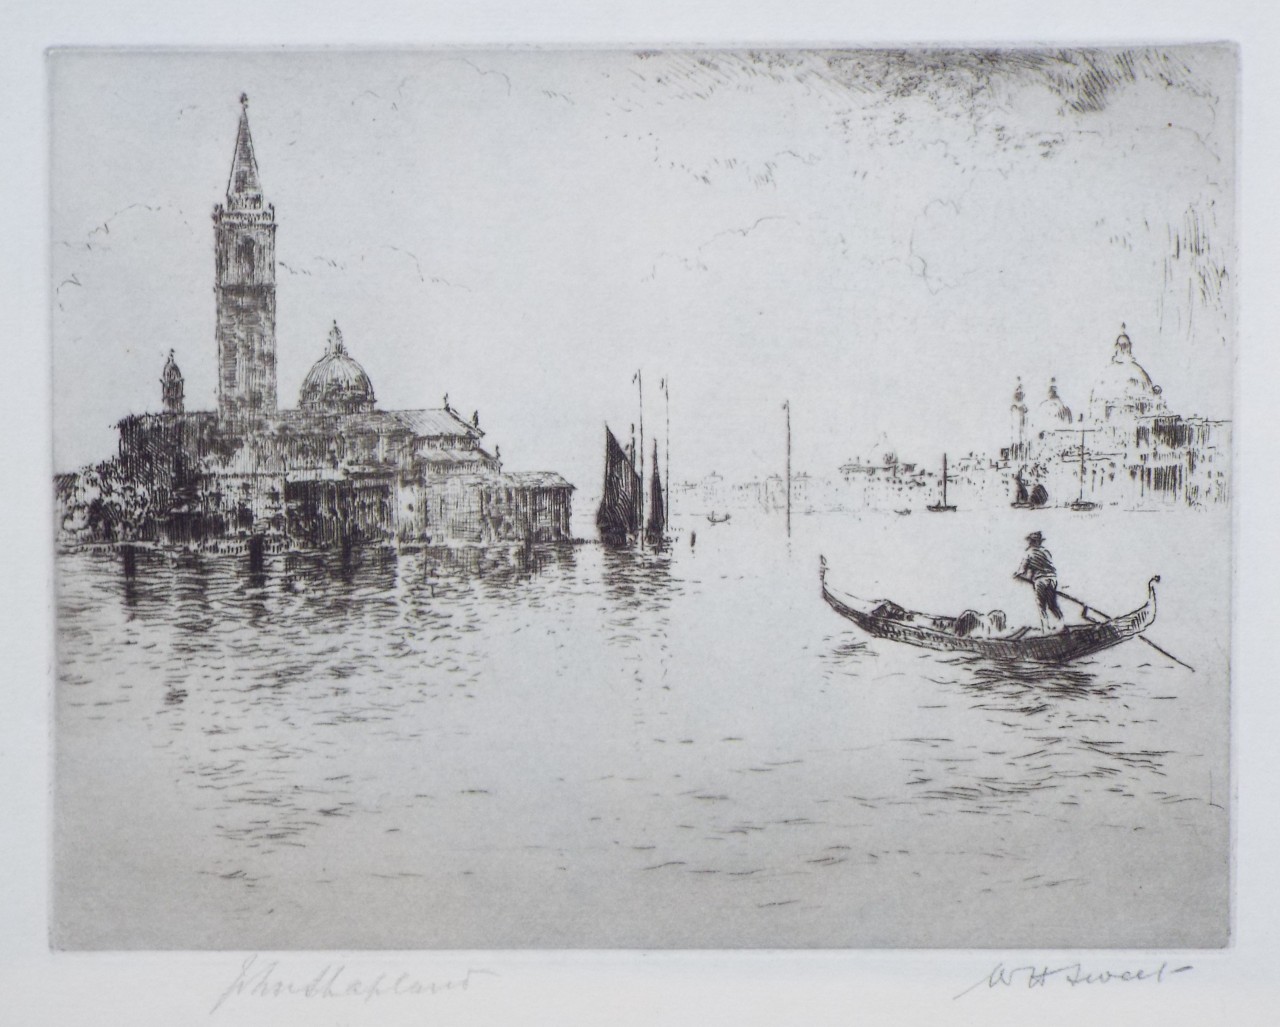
[211,953,496,1013]
[955,960,1192,999]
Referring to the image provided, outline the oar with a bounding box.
[1054,587,1195,673]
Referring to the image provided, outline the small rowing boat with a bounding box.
[819,556,1159,664]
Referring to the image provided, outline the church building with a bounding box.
[1004,325,1229,509]
[60,96,573,548]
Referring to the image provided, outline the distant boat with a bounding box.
[820,557,1160,664]
[895,508,912,516]
[1070,431,1100,511]
[1012,469,1048,509]
[596,425,642,546]
[926,454,957,512]
[707,511,731,525]
[645,441,666,547]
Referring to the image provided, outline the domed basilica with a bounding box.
[1005,324,1228,509]
[66,97,573,548]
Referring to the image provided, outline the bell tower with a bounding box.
[1009,376,1028,460]
[213,94,277,418]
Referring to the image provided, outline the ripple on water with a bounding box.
[54,511,1228,947]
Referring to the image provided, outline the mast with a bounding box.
[663,377,670,527]
[635,370,645,548]
[1079,432,1085,501]
[783,399,791,537]
[629,422,639,532]
[941,453,948,507]
[1076,428,1096,503]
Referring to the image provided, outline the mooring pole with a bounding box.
[783,399,791,538]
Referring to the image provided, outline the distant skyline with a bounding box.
[51,48,1234,497]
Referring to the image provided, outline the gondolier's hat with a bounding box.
[1026,531,1044,545]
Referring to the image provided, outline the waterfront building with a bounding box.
[1007,325,1229,509]
[57,97,573,548]
[838,447,925,511]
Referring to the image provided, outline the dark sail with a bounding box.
[1015,470,1030,504]
[597,426,641,545]
[646,441,665,547]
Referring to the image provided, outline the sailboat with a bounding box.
[1070,430,1099,511]
[926,454,957,512]
[645,441,666,548]
[596,426,642,546]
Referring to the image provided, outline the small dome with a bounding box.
[1036,378,1073,428]
[161,349,183,384]
[868,432,897,468]
[160,348,185,414]
[299,322,376,413]
[1089,323,1166,422]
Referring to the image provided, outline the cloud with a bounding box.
[642,215,800,282]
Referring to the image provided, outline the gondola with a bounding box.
[706,512,731,525]
[819,556,1159,664]
[1011,469,1048,509]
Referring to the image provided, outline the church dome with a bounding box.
[1035,378,1074,429]
[1089,324,1165,423]
[299,322,376,413]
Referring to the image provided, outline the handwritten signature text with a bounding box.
[955,960,1192,999]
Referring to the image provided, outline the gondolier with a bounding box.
[1015,531,1063,629]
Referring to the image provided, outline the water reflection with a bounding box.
[941,654,1114,703]
[55,509,1224,949]
[815,628,1175,819]
[599,546,677,609]
[817,635,877,669]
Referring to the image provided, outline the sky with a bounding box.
[50,47,1235,497]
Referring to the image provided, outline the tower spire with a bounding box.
[214,94,277,417]
[227,94,263,210]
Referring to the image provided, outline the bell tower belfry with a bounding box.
[213,94,277,418]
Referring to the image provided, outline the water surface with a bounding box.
[54,507,1229,947]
